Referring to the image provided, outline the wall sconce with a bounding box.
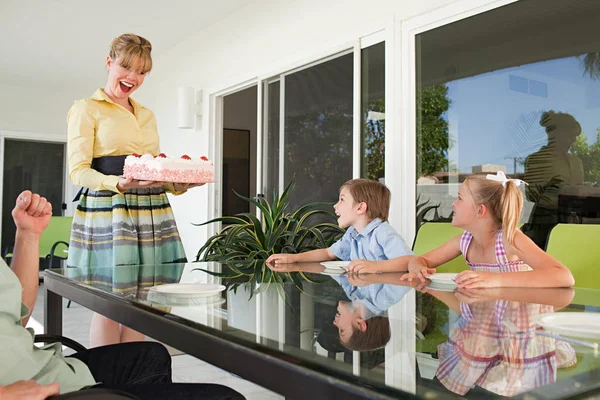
[177,85,203,129]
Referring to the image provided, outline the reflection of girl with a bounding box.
[523,110,584,248]
[433,289,577,397]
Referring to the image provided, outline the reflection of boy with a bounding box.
[332,275,411,351]
[267,179,413,272]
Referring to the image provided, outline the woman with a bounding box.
[67,33,201,347]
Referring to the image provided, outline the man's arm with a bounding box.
[9,191,52,326]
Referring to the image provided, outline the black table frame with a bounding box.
[44,271,600,400]
[44,271,415,400]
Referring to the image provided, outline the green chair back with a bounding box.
[546,224,600,290]
[412,222,468,273]
[39,216,73,257]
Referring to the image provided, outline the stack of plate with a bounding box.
[532,312,600,340]
[320,261,349,275]
[147,283,226,306]
[426,273,458,292]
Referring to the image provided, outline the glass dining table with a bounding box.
[44,261,600,399]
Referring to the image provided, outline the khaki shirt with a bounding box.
[0,260,95,393]
[67,88,183,195]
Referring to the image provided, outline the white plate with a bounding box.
[532,312,600,340]
[428,273,459,285]
[320,261,350,270]
[149,283,226,297]
[426,282,456,292]
[320,269,347,276]
[147,290,227,306]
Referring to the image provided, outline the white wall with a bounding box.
[137,0,504,260]
[0,83,91,135]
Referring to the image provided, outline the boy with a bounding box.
[267,179,413,273]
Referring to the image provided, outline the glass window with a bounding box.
[361,42,386,181]
[416,0,600,248]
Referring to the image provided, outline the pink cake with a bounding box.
[123,153,215,184]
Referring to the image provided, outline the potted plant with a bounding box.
[193,181,345,295]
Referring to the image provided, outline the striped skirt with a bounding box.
[67,187,187,288]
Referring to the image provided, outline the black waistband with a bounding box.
[90,155,128,176]
[73,155,128,202]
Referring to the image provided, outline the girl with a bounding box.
[402,171,574,288]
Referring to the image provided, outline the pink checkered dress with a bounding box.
[435,230,576,396]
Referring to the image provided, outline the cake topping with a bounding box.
[200,156,209,161]
[181,155,192,160]
[132,153,141,158]
[157,153,167,158]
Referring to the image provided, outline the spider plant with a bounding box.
[193,181,345,295]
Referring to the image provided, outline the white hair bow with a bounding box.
[485,171,528,187]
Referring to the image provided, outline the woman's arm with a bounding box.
[68,101,122,192]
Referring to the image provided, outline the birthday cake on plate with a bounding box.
[123,153,215,184]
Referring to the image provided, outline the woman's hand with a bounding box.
[172,182,206,192]
[117,176,165,191]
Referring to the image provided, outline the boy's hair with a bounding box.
[464,173,523,246]
[341,179,391,221]
[342,316,391,351]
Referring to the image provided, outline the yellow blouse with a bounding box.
[67,88,169,193]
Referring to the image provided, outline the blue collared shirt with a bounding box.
[332,275,412,316]
[330,218,413,261]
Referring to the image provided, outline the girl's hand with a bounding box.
[455,270,499,289]
[117,176,164,191]
[400,264,435,282]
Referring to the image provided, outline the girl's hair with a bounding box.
[109,33,153,74]
[464,174,523,246]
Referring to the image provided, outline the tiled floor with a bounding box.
[29,286,283,400]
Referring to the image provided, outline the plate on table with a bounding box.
[427,273,459,285]
[532,312,600,340]
[148,283,226,298]
[320,261,350,270]
[320,269,347,276]
[426,282,457,292]
[147,290,226,306]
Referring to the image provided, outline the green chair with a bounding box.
[413,222,468,358]
[39,216,73,270]
[546,224,600,291]
[412,222,468,273]
[4,216,73,271]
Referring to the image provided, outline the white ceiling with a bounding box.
[1,0,251,87]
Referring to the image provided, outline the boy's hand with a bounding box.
[12,191,52,236]
[347,259,378,274]
[0,380,60,400]
[266,253,297,264]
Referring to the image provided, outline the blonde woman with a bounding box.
[67,33,201,347]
